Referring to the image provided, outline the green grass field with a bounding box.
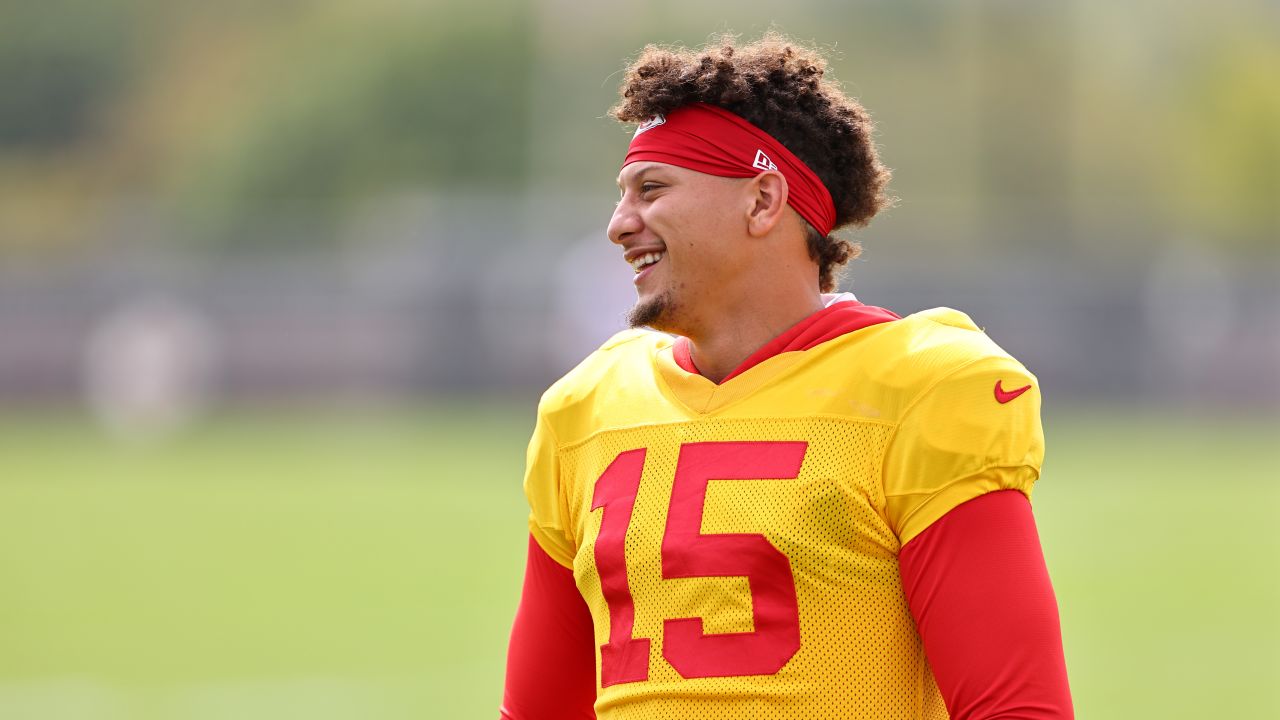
[1,404,1276,719]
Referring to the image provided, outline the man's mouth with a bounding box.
[629,251,665,273]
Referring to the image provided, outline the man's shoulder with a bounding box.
[538,328,670,415]
[828,305,1014,364]
[894,307,1012,360]
[595,328,659,352]
[822,306,1031,409]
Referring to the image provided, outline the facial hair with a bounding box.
[626,290,674,331]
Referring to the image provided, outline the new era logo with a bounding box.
[752,149,778,171]
[634,116,666,137]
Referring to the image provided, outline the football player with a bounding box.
[502,33,1072,720]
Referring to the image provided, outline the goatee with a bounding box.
[627,292,674,330]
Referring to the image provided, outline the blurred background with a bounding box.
[1,0,1276,718]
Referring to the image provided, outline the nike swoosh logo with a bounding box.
[994,380,1032,404]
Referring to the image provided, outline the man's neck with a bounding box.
[684,292,825,384]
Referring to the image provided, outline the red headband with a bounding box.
[623,103,837,236]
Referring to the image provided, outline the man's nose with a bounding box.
[607,198,641,246]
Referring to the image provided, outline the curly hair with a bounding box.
[611,33,893,292]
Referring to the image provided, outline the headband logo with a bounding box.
[752,149,778,171]
[634,115,666,137]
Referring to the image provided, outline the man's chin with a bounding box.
[626,292,676,332]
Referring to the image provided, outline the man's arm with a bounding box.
[899,490,1073,719]
[501,535,597,720]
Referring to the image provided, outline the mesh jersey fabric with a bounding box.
[522,307,1044,720]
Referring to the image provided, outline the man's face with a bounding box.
[608,162,749,335]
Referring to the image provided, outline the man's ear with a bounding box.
[745,171,789,237]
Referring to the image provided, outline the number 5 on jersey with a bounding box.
[591,441,808,685]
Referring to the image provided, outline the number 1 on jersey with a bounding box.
[591,449,652,686]
[591,441,808,685]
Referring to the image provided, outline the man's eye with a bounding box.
[640,183,661,194]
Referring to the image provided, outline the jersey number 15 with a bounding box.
[591,441,808,686]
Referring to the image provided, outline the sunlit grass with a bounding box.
[0,406,1276,718]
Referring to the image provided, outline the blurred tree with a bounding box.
[0,0,1274,257]
[163,3,534,247]
[0,0,534,251]
[973,1,1074,248]
[1164,25,1280,249]
[0,0,142,150]
[1061,0,1279,258]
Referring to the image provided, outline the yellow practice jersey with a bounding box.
[523,308,1044,720]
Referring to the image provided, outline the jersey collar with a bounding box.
[653,297,901,414]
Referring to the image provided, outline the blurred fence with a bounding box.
[1,192,1275,433]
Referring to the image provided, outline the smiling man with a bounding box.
[501,34,1073,720]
